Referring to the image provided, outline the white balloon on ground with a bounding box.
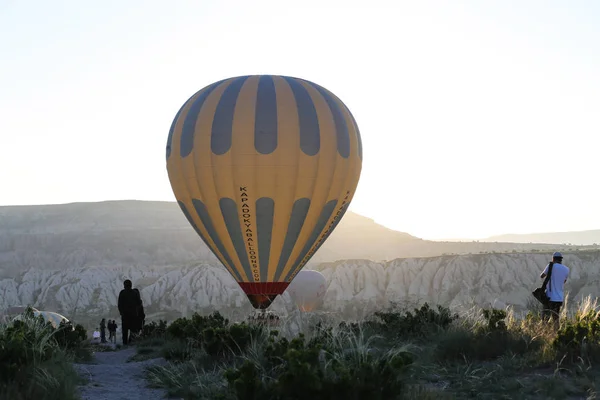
[12,310,70,329]
[286,270,327,312]
[36,311,70,329]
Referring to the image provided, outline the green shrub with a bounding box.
[167,312,229,340]
[164,312,266,361]
[0,352,82,400]
[0,319,58,383]
[436,328,535,362]
[203,323,265,358]
[479,309,507,332]
[552,309,600,362]
[435,308,538,362]
[161,339,197,361]
[224,330,414,400]
[142,320,168,338]
[340,303,457,342]
[54,321,87,345]
[0,309,85,400]
[151,304,600,399]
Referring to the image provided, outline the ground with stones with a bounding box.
[74,345,169,400]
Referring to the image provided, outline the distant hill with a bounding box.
[0,200,583,278]
[485,230,600,246]
[0,200,421,276]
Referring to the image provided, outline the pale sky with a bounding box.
[1,0,599,240]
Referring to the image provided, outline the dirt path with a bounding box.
[74,346,169,400]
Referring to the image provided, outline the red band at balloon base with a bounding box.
[238,282,290,295]
[238,282,290,310]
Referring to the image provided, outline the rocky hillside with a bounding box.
[1,200,595,329]
[2,250,599,329]
[0,201,573,279]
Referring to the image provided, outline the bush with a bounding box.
[148,301,600,399]
[167,312,229,340]
[341,303,457,342]
[224,330,414,400]
[161,339,197,361]
[203,322,264,358]
[0,308,87,399]
[149,311,417,399]
[164,312,266,360]
[435,308,538,362]
[0,319,58,383]
[142,320,168,338]
[552,309,600,362]
[479,309,507,332]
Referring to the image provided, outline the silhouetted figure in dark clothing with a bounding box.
[108,320,117,343]
[100,318,107,343]
[131,288,146,338]
[118,279,141,345]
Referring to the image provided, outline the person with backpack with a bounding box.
[118,279,142,345]
[131,287,146,339]
[539,251,570,324]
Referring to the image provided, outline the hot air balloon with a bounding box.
[166,75,362,309]
[286,269,327,312]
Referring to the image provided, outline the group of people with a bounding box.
[98,318,119,343]
[94,280,145,345]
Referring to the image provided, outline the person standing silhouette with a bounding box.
[118,279,141,345]
[112,320,119,343]
[107,320,114,343]
[99,318,107,343]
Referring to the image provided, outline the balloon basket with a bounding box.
[246,309,281,327]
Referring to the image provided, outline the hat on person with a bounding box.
[552,251,563,258]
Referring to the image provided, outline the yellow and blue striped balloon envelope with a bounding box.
[166,75,362,309]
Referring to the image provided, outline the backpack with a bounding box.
[532,262,554,305]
